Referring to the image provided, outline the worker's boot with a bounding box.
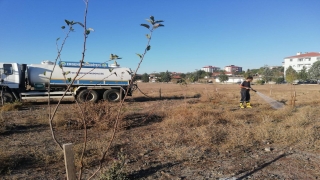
[246,102,252,108]
[240,102,245,109]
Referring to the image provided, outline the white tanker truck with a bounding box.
[0,60,136,103]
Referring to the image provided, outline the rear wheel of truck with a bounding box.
[103,89,121,102]
[0,91,14,104]
[77,89,98,103]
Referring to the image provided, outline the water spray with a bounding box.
[251,88,284,109]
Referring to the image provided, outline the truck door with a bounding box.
[0,63,19,88]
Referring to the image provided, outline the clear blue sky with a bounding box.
[1,0,320,74]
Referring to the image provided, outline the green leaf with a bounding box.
[109,68,114,72]
[110,54,114,60]
[63,71,70,75]
[65,19,71,26]
[59,63,63,69]
[43,71,46,76]
[61,26,65,29]
[136,53,142,58]
[146,45,151,51]
[153,24,164,29]
[85,28,94,35]
[67,78,72,82]
[146,19,153,24]
[56,37,60,41]
[150,16,155,22]
[110,54,121,60]
[146,34,151,39]
[154,20,164,23]
[140,24,150,29]
[114,72,117,76]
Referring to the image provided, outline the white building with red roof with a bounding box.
[284,52,320,73]
[224,65,242,75]
[201,65,220,73]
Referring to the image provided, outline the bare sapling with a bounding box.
[48,0,94,179]
[89,15,164,179]
[46,0,164,178]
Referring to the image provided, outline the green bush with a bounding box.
[100,153,128,180]
[256,80,265,85]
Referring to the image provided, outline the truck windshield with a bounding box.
[3,64,13,75]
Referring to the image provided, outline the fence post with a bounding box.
[1,90,3,106]
[63,143,76,180]
[120,87,123,101]
[293,91,296,107]
[159,88,161,99]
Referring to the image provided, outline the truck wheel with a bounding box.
[77,89,98,103]
[0,92,14,103]
[103,89,121,102]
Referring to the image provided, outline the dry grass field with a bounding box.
[1,82,320,179]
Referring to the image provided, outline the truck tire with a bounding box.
[77,89,98,103]
[0,91,14,103]
[103,89,121,102]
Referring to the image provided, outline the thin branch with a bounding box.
[48,26,73,150]
[78,0,89,179]
[47,0,90,179]
[88,27,155,180]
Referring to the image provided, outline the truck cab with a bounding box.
[0,63,22,89]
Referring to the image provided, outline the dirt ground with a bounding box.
[1,83,320,179]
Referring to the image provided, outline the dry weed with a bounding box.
[0,101,23,111]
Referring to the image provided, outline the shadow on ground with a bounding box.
[128,95,200,102]
[128,162,181,179]
[123,113,163,130]
[0,124,48,136]
[236,153,287,179]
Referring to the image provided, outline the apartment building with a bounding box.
[201,65,220,73]
[224,65,242,74]
[283,52,320,72]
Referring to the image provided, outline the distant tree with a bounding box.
[271,66,284,82]
[218,71,229,83]
[308,61,320,80]
[160,70,171,83]
[141,73,149,82]
[285,66,297,84]
[243,69,252,78]
[261,65,273,83]
[193,70,207,81]
[297,66,309,82]
[180,73,186,79]
[185,73,195,82]
[205,71,212,78]
[274,77,284,84]
[250,68,260,76]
